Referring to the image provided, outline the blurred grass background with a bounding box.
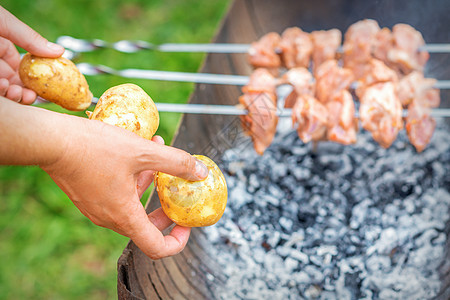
[0,0,229,298]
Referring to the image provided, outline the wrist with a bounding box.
[0,97,80,167]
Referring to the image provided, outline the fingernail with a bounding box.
[46,41,64,52]
[194,158,208,179]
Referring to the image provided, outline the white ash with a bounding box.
[203,119,450,299]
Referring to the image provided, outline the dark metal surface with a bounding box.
[117,0,450,298]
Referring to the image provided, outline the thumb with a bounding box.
[135,139,209,181]
[136,135,166,197]
[0,6,64,57]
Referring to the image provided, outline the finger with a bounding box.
[0,37,20,70]
[6,84,22,102]
[7,73,22,86]
[121,196,191,259]
[136,170,155,197]
[0,6,64,57]
[0,78,8,96]
[0,59,18,82]
[152,135,164,145]
[132,221,191,260]
[148,207,174,231]
[135,136,165,197]
[135,141,209,181]
[20,88,36,105]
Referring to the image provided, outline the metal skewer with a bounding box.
[86,98,450,118]
[77,63,450,89]
[58,36,450,54]
[153,103,450,118]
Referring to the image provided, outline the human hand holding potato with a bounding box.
[19,53,93,110]
[157,155,228,227]
[90,84,228,228]
[0,5,65,104]
[88,83,159,138]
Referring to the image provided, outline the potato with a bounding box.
[89,83,159,140]
[19,53,92,111]
[156,155,228,227]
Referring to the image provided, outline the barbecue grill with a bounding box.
[116,0,450,299]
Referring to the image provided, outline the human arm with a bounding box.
[0,97,208,259]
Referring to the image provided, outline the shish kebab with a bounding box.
[76,63,450,118]
[76,62,450,88]
[58,20,449,153]
[57,35,450,54]
[239,20,448,153]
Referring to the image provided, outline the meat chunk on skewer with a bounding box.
[239,68,279,155]
[397,71,440,107]
[388,24,429,75]
[373,27,393,64]
[399,71,440,152]
[244,67,278,93]
[315,59,354,103]
[280,67,315,108]
[355,58,398,98]
[239,93,278,155]
[310,29,342,74]
[248,32,282,73]
[360,82,403,148]
[406,101,436,153]
[279,27,313,69]
[343,19,380,79]
[326,90,358,145]
[292,94,328,143]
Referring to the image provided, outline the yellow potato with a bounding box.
[89,83,159,140]
[19,53,92,111]
[156,155,228,227]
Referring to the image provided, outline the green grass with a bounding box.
[0,0,229,299]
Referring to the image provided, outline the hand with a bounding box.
[0,6,64,104]
[41,116,209,259]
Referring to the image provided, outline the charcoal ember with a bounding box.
[303,265,324,283]
[289,250,310,264]
[205,120,450,299]
[284,257,299,272]
[323,228,338,243]
[292,270,311,284]
[279,216,294,232]
[304,284,322,298]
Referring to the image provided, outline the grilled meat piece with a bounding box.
[279,27,313,69]
[343,19,381,79]
[310,29,342,75]
[360,82,403,148]
[399,71,440,152]
[315,59,354,103]
[280,68,315,108]
[326,90,357,145]
[292,94,328,143]
[240,68,278,155]
[397,71,440,107]
[406,100,436,153]
[248,32,282,72]
[243,68,278,94]
[356,58,398,98]
[388,24,429,75]
[373,27,393,64]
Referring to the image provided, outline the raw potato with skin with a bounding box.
[89,83,159,140]
[156,155,228,227]
[19,53,92,111]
